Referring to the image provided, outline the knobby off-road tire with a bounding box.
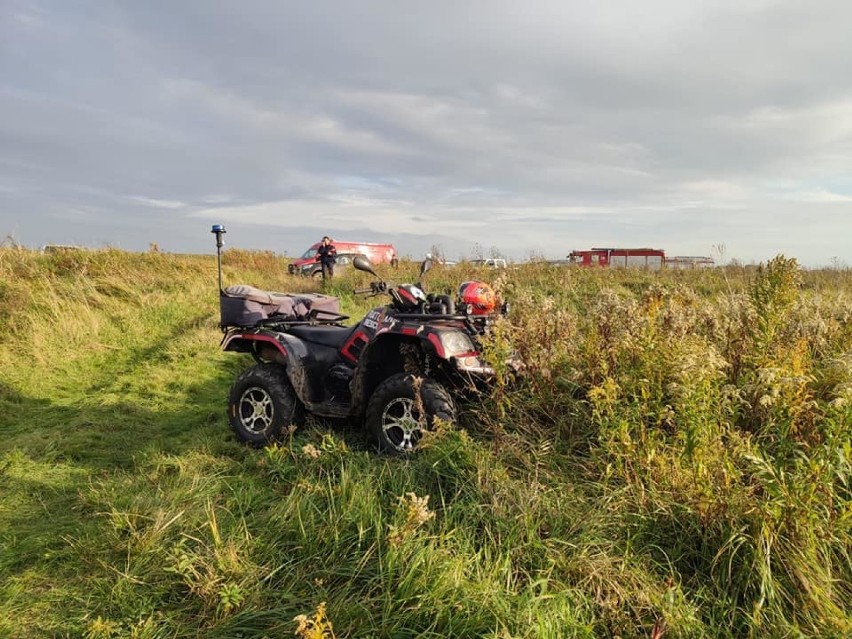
[365,373,456,455]
[228,364,304,446]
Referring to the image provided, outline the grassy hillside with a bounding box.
[1,247,851,638]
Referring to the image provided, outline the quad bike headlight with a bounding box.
[439,330,477,356]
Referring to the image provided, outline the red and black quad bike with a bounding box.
[211,225,511,454]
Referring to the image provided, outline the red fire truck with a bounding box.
[568,248,666,269]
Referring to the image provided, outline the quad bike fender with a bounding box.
[351,330,482,417]
[221,331,325,407]
[359,331,444,367]
[223,330,302,358]
[359,327,491,373]
[349,333,429,418]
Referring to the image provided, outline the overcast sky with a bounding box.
[2,0,851,264]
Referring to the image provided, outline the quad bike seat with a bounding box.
[286,324,358,349]
[220,285,340,327]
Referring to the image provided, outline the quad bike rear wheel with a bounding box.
[366,373,455,455]
[228,364,304,446]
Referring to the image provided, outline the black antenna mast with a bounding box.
[211,224,226,292]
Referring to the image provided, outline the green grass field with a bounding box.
[1,247,850,638]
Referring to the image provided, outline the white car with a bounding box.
[470,258,508,269]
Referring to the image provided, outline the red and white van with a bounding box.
[288,240,398,274]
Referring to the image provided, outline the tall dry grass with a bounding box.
[1,247,850,638]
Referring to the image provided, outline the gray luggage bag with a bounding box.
[220,285,341,327]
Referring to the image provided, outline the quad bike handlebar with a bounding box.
[349,257,500,327]
[352,278,489,334]
[353,281,388,296]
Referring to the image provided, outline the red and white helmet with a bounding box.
[457,281,497,315]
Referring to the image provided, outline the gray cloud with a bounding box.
[1,0,851,263]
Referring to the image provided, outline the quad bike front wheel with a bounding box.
[228,364,304,446]
[365,373,456,455]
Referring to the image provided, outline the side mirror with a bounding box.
[353,255,377,276]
